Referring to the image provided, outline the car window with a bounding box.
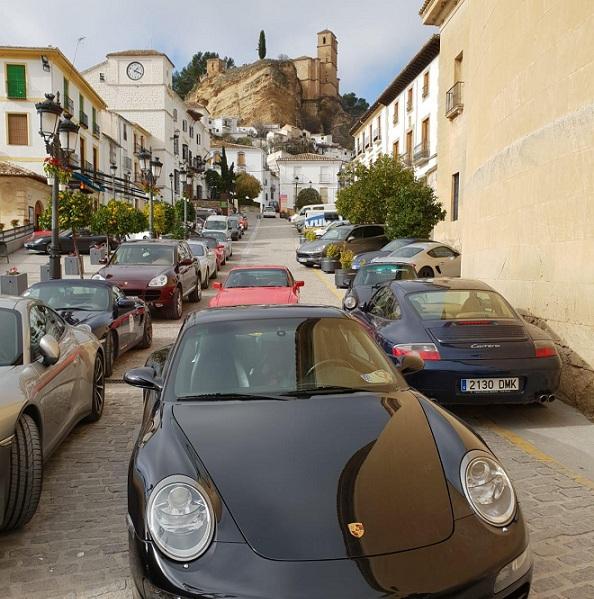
[26,283,111,311]
[354,264,417,286]
[407,290,516,320]
[29,305,48,360]
[350,227,367,240]
[0,308,22,366]
[369,287,392,318]
[364,226,385,238]
[225,269,290,288]
[188,243,205,257]
[110,244,174,265]
[389,246,424,258]
[427,246,456,258]
[178,243,191,261]
[322,226,350,240]
[45,307,66,340]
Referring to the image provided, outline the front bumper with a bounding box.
[296,251,322,266]
[122,285,177,309]
[404,357,561,405]
[128,512,532,599]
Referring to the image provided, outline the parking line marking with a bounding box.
[313,267,344,301]
[485,420,594,491]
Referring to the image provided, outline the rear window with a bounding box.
[407,290,516,321]
[188,243,205,256]
[0,308,22,366]
[225,269,289,288]
[354,264,416,286]
[389,246,423,258]
[205,219,227,230]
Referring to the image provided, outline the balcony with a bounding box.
[446,81,464,119]
[83,160,94,174]
[64,96,74,114]
[79,111,88,128]
[406,101,413,113]
[400,153,413,167]
[93,122,100,137]
[413,142,430,165]
[422,84,429,98]
[134,142,142,154]
[124,156,132,170]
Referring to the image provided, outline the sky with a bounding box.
[3,0,436,103]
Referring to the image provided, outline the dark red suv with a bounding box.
[92,240,202,319]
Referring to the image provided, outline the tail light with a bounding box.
[392,343,441,361]
[534,340,557,358]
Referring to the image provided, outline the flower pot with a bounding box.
[320,257,340,274]
[90,246,107,265]
[46,176,55,187]
[64,255,80,275]
[0,272,28,296]
[335,268,356,289]
[40,263,51,282]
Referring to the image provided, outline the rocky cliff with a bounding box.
[186,59,354,148]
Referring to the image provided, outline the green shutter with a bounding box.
[63,78,69,102]
[7,65,26,99]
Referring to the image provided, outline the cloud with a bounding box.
[2,0,435,101]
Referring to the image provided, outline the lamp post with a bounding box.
[35,93,80,279]
[179,164,188,238]
[138,147,162,239]
[110,162,117,201]
[294,175,299,206]
[169,172,174,205]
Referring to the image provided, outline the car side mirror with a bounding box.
[295,280,305,288]
[39,334,60,366]
[399,351,424,375]
[213,282,222,289]
[124,367,162,391]
[117,297,136,312]
[346,236,355,242]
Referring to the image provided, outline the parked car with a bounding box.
[24,228,119,254]
[203,215,231,238]
[92,240,202,319]
[351,278,561,405]
[227,215,243,240]
[209,266,304,307]
[239,213,249,230]
[196,208,217,220]
[124,305,532,598]
[296,224,387,267]
[125,231,151,241]
[24,279,152,377]
[190,235,226,267]
[373,241,461,278]
[352,238,432,270]
[314,218,349,238]
[342,262,417,311]
[262,205,277,218]
[291,203,336,228]
[0,296,105,531]
[186,240,217,287]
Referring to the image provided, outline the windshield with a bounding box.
[208,232,226,242]
[408,290,517,321]
[188,243,206,257]
[389,246,424,258]
[169,317,402,399]
[354,264,416,286]
[110,244,174,265]
[205,219,227,230]
[0,308,22,366]
[26,284,110,311]
[322,227,351,241]
[225,269,289,288]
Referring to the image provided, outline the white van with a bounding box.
[293,204,336,230]
[304,209,341,230]
[203,215,231,238]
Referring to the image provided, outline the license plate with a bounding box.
[298,257,308,263]
[461,377,520,393]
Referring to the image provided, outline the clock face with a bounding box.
[127,61,144,81]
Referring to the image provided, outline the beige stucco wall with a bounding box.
[431,0,594,411]
[0,177,48,228]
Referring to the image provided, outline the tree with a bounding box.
[341,92,370,119]
[219,147,236,194]
[336,154,445,238]
[205,169,223,199]
[258,30,267,60]
[143,201,175,237]
[235,173,262,203]
[172,52,235,98]
[91,200,148,241]
[174,198,196,224]
[296,187,321,210]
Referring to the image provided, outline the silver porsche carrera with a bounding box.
[0,295,105,532]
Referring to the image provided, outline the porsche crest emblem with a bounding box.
[348,522,365,538]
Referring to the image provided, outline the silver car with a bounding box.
[0,296,105,531]
[187,240,217,287]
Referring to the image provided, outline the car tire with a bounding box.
[1,414,43,532]
[418,266,434,278]
[104,330,116,378]
[137,311,153,349]
[84,353,105,423]
[189,277,201,302]
[167,287,183,320]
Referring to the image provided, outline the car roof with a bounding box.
[118,239,181,247]
[390,278,495,294]
[399,241,445,250]
[184,304,345,327]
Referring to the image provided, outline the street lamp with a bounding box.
[294,175,300,208]
[169,172,174,205]
[138,147,162,238]
[110,162,117,201]
[35,93,80,279]
[180,164,188,238]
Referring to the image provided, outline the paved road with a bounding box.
[1,216,594,598]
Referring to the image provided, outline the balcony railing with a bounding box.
[413,142,430,164]
[446,81,464,119]
[79,111,88,128]
[64,95,74,114]
[400,153,413,167]
[124,156,132,170]
[93,122,100,136]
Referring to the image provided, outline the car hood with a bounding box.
[56,309,104,331]
[173,391,453,561]
[298,239,329,253]
[98,265,170,285]
[210,287,294,307]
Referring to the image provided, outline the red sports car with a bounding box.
[209,266,304,307]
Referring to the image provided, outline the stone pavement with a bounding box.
[1,216,593,598]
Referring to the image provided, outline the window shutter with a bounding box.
[7,65,26,99]
[7,114,28,145]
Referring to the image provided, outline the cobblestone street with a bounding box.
[1,217,594,598]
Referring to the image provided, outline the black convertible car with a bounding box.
[124,305,532,598]
[24,279,152,376]
[349,278,561,405]
[24,228,119,254]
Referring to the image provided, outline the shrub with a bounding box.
[10,219,19,228]
[340,249,354,270]
[304,228,317,241]
[325,243,340,259]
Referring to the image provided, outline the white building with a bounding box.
[83,50,211,201]
[351,35,440,189]
[276,153,345,211]
[312,134,354,161]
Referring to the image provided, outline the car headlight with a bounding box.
[343,294,358,310]
[148,274,168,287]
[91,273,105,280]
[461,451,516,526]
[147,475,215,561]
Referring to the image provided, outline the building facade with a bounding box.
[421,0,594,409]
[351,36,440,189]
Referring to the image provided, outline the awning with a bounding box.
[72,171,104,192]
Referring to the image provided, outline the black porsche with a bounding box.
[349,278,561,405]
[124,305,532,598]
[24,279,152,377]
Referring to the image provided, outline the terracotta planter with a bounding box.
[335,268,356,289]
[320,257,340,274]
[0,272,28,296]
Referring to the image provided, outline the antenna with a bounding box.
[72,36,86,67]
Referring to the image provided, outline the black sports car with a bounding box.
[24,279,152,377]
[124,305,532,598]
[342,262,417,310]
[349,278,561,405]
[23,228,119,254]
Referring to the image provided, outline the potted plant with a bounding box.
[335,249,356,289]
[0,223,5,232]
[300,228,316,245]
[10,219,19,228]
[321,243,341,274]
[0,266,28,295]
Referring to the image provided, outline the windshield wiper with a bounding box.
[176,392,290,402]
[284,386,372,397]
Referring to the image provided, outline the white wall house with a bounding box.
[83,50,211,202]
[276,153,345,210]
[351,35,440,189]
